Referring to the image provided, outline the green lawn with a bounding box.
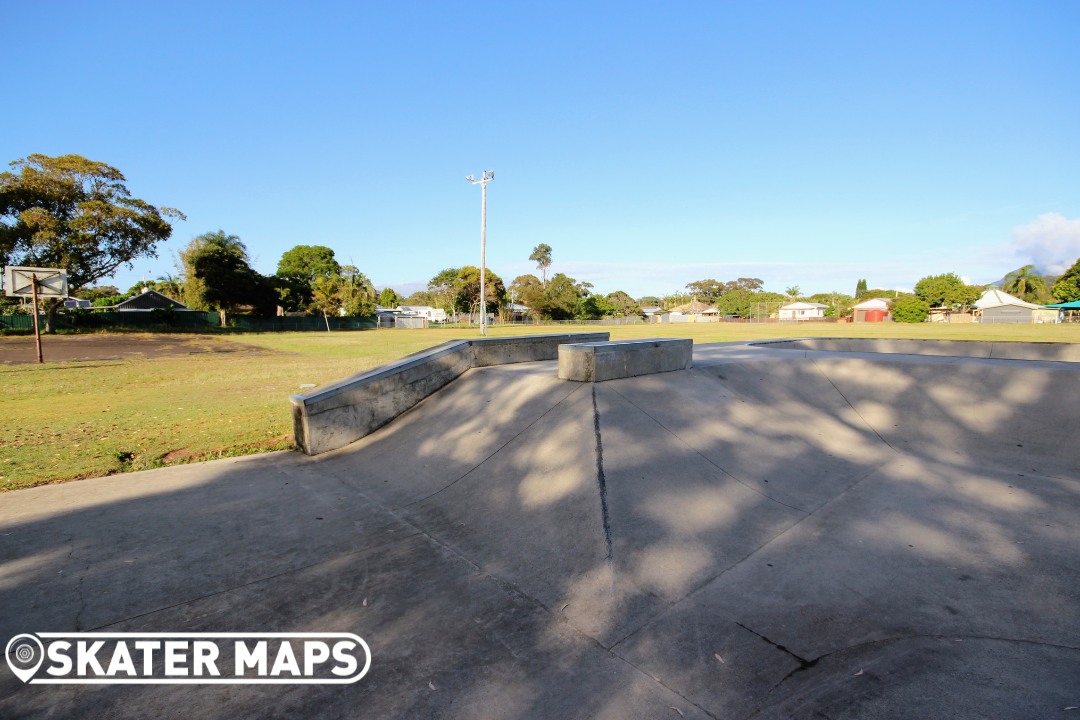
[3,322,1079,491]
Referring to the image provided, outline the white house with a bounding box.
[779,302,828,320]
[397,305,448,323]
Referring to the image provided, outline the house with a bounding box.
[778,302,828,320]
[507,303,530,322]
[114,289,189,312]
[851,298,890,322]
[681,300,719,315]
[974,289,1059,324]
[397,305,447,323]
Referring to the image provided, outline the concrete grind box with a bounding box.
[558,338,693,382]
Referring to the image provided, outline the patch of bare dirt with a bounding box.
[0,333,277,365]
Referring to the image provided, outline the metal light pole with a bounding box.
[466,171,494,336]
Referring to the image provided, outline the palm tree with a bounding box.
[1002,265,1047,302]
[155,272,184,301]
[785,285,801,301]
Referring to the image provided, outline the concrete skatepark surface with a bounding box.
[2,340,1079,718]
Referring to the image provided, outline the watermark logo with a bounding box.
[5,633,371,685]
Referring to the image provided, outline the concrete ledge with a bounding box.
[752,338,1080,362]
[558,338,693,382]
[291,333,609,455]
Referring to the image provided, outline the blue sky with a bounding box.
[4,1,1079,299]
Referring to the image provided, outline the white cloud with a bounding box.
[1009,213,1080,275]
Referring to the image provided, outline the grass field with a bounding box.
[3,321,1079,491]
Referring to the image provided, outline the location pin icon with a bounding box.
[6,634,44,683]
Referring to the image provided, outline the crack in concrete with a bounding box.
[592,386,614,562]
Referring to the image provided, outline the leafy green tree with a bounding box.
[544,273,587,319]
[575,294,613,320]
[1051,257,1080,302]
[0,153,182,331]
[428,267,462,313]
[91,293,129,307]
[403,289,436,306]
[686,279,724,300]
[605,291,641,317]
[338,266,377,316]
[309,275,342,330]
[890,295,930,323]
[1001,265,1049,303]
[637,295,662,308]
[378,287,400,308]
[275,245,341,311]
[785,285,801,300]
[855,278,868,299]
[810,292,855,318]
[529,244,553,287]
[126,280,158,296]
[509,274,545,313]
[180,231,246,310]
[74,285,121,303]
[456,265,506,315]
[726,277,764,293]
[183,231,275,315]
[913,273,981,308]
[715,288,753,318]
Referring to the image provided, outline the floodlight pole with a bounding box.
[30,273,43,364]
[467,171,494,336]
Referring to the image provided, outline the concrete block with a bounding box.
[291,332,609,455]
[558,338,693,382]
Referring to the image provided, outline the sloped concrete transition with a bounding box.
[2,340,1078,719]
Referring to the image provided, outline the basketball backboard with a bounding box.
[4,266,68,298]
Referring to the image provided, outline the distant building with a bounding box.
[779,302,828,320]
[851,298,890,322]
[114,289,189,312]
[974,289,1058,324]
[398,305,447,323]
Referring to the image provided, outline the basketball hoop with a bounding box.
[3,266,69,363]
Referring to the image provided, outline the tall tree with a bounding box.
[378,287,400,308]
[785,285,801,300]
[1051,257,1080,302]
[338,265,377,317]
[529,244,553,287]
[182,231,275,315]
[686,279,724,300]
[855,278,868,299]
[275,245,341,312]
[0,153,183,331]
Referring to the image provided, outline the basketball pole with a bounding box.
[30,272,43,364]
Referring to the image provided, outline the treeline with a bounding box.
[5,154,1079,329]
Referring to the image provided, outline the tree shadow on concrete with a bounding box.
[1,351,1079,719]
